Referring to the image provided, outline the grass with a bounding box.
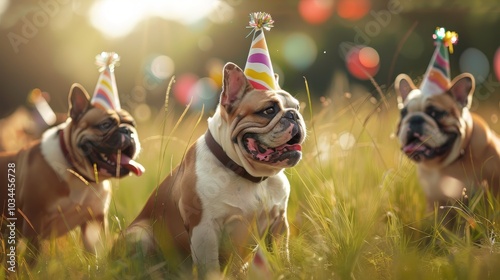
[2,83,500,279]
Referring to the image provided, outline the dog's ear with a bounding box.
[68,83,91,121]
[274,73,281,90]
[449,73,475,108]
[395,74,416,104]
[220,62,252,113]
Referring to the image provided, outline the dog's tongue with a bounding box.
[403,142,426,154]
[279,143,302,152]
[119,154,145,176]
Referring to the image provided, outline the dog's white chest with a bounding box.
[194,140,290,230]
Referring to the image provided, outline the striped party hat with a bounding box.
[91,52,121,111]
[244,12,278,90]
[420,27,458,96]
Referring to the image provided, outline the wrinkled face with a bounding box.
[397,91,461,162]
[220,63,306,169]
[395,73,474,165]
[68,84,144,180]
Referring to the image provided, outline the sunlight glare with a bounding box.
[89,0,221,38]
[0,0,9,20]
[89,0,144,38]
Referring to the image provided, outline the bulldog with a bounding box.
[123,62,306,277]
[0,83,144,262]
[395,73,500,209]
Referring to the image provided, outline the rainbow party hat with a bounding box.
[244,12,278,90]
[419,27,458,96]
[91,52,121,111]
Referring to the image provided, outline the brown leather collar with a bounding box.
[59,129,95,183]
[204,130,267,183]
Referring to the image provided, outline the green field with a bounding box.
[3,85,500,279]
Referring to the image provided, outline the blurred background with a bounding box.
[0,0,499,121]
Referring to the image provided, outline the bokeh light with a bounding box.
[459,47,489,84]
[298,0,334,25]
[337,0,371,21]
[190,77,218,110]
[173,75,218,110]
[130,86,147,103]
[491,113,498,124]
[345,45,380,80]
[283,32,317,70]
[134,103,152,123]
[150,55,175,80]
[494,47,500,81]
[206,58,224,88]
[339,131,356,150]
[173,74,199,106]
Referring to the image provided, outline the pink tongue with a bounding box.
[288,144,302,151]
[276,143,302,152]
[119,154,145,176]
[403,142,426,154]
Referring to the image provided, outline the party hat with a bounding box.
[244,12,278,90]
[419,27,458,96]
[28,88,57,128]
[91,52,121,111]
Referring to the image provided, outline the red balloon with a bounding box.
[173,74,198,105]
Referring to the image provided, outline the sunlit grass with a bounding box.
[3,85,500,279]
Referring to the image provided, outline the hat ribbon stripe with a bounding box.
[94,89,115,109]
[245,68,275,89]
[247,52,272,70]
[427,70,449,90]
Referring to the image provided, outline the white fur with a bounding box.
[41,121,71,181]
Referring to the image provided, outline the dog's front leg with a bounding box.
[269,210,290,262]
[81,215,106,256]
[190,221,221,278]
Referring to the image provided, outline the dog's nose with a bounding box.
[409,115,425,125]
[118,126,132,136]
[408,115,425,134]
[284,110,298,121]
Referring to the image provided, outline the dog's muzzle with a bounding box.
[401,117,457,162]
[80,125,144,177]
[242,112,303,166]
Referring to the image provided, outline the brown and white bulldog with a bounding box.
[395,73,500,209]
[0,83,144,262]
[124,62,306,277]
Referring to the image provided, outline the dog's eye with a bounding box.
[263,107,275,115]
[98,120,114,130]
[426,107,448,120]
[258,103,279,117]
